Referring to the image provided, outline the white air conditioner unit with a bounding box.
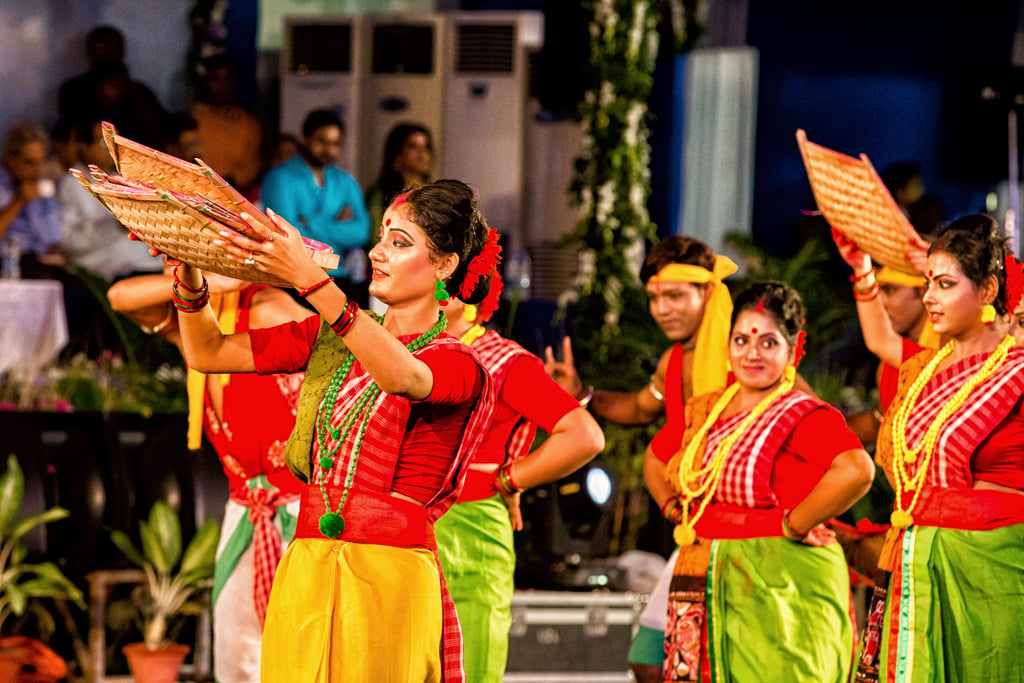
[440,11,543,249]
[280,16,365,177]
[360,14,448,189]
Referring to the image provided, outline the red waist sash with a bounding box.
[295,486,436,549]
[906,487,1024,530]
[694,503,786,539]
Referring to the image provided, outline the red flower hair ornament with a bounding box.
[1005,254,1024,314]
[458,227,503,318]
[793,324,808,368]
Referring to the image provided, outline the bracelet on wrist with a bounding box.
[173,266,205,293]
[494,463,523,495]
[329,298,360,336]
[171,279,210,312]
[578,385,595,408]
[297,276,333,298]
[141,302,174,335]
[660,496,684,524]
[781,510,809,541]
[849,268,876,283]
[647,379,665,402]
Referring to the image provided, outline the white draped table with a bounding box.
[0,279,69,375]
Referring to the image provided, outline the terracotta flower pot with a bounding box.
[0,636,67,683]
[0,650,22,682]
[122,642,190,683]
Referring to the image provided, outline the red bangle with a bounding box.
[329,298,359,336]
[173,266,205,293]
[297,276,333,298]
[849,268,876,283]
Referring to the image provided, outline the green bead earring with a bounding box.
[434,280,450,307]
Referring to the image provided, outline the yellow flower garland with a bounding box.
[673,366,796,546]
[889,334,1016,529]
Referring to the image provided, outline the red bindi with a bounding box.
[751,327,758,334]
[385,218,391,226]
[928,269,933,277]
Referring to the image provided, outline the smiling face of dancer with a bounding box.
[729,310,795,394]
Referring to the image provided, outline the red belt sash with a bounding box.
[903,486,1024,530]
[295,486,437,548]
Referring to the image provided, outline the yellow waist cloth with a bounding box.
[261,538,443,683]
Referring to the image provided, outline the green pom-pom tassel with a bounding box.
[331,428,341,440]
[319,512,345,539]
[319,456,334,470]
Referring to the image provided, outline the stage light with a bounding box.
[515,459,624,590]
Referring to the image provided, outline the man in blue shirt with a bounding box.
[260,109,370,306]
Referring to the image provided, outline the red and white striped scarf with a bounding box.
[314,334,494,683]
[228,485,298,626]
[891,346,1024,489]
[699,389,818,508]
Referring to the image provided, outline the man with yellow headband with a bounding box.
[547,235,777,683]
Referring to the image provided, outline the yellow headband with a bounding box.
[876,266,925,288]
[649,255,738,397]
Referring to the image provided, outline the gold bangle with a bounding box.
[647,379,665,402]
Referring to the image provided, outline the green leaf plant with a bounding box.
[0,454,86,637]
[109,501,219,650]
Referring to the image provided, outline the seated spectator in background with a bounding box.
[364,122,434,244]
[58,25,165,148]
[192,54,262,199]
[161,111,203,163]
[1,123,111,357]
[260,109,370,306]
[58,118,161,281]
[1,124,61,264]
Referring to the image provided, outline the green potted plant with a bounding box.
[110,500,219,683]
[0,454,86,682]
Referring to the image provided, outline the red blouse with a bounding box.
[971,397,1024,490]
[250,317,486,503]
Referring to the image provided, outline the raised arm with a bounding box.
[831,227,906,368]
[544,336,666,425]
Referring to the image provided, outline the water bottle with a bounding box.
[1,235,21,279]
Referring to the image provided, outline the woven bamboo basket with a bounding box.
[796,129,922,275]
[101,122,277,238]
[72,167,338,287]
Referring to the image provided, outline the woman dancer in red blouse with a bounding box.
[168,179,500,682]
[439,292,604,682]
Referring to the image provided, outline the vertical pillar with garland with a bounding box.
[564,0,703,553]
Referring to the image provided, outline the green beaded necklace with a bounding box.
[314,312,447,538]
